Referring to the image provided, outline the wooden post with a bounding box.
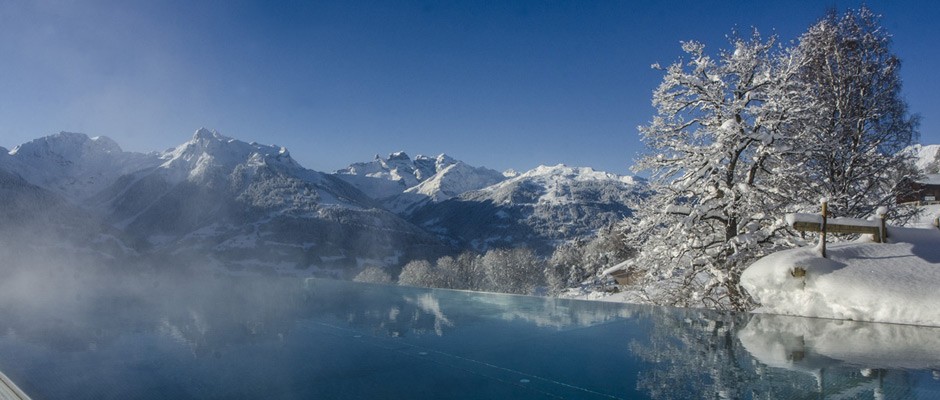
[820,199,828,258]
[878,216,885,243]
[934,217,939,229]
[877,208,887,243]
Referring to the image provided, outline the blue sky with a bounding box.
[1,1,937,175]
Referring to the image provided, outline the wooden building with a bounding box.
[897,174,940,204]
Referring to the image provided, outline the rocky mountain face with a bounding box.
[408,165,649,254]
[1,128,648,275]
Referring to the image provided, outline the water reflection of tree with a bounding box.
[738,314,926,399]
[628,308,930,399]
[628,307,817,399]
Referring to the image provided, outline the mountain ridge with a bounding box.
[1,128,650,275]
[409,163,649,254]
[335,151,507,213]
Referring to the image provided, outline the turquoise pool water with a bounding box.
[0,276,939,399]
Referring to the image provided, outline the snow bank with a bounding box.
[912,204,940,227]
[741,227,940,326]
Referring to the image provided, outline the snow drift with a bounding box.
[741,227,940,326]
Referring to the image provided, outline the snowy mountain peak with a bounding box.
[89,135,123,153]
[192,127,221,141]
[388,151,411,161]
[334,151,505,213]
[160,128,299,183]
[518,164,639,185]
[11,131,123,159]
[336,152,421,187]
[4,131,160,200]
[435,153,455,165]
[404,160,506,202]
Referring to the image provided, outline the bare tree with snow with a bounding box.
[353,266,393,284]
[479,248,546,295]
[629,8,919,311]
[630,31,807,310]
[789,7,920,219]
[397,260,438,288]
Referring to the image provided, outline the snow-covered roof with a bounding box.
[601,260,631,276]
[920,174,940,186]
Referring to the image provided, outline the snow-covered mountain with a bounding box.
[88,129,440,273]
[408,164,648,254]
[1,132,160,201]
[337,151,448,188]
[0,129,445,275]
[1,129,645,274]
[335,152,506,214]
[910,144,940,173]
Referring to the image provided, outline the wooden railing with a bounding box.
[786,199,887,258]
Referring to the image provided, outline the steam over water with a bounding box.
[1,264,940,399]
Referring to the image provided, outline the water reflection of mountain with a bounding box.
[0,273,638,360]
[468,294,635,329]
[302,279,638,338]
[0,271,309,357]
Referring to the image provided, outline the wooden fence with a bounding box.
[786,200,887,258]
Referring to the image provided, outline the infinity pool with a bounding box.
[1,275,939,399]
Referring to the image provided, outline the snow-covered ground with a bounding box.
[742,224,940,326]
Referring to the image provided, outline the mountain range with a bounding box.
[0,129,647,276]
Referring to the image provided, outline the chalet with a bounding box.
[897,174,940,204]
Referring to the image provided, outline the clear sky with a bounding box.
[1,0,937,175]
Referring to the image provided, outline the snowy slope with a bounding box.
[406,162,507,202]
[335,152,506,214]
[3,132,160,201]
[409,164,648,254]
[741,226,940,326]
[909,144,940,172]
